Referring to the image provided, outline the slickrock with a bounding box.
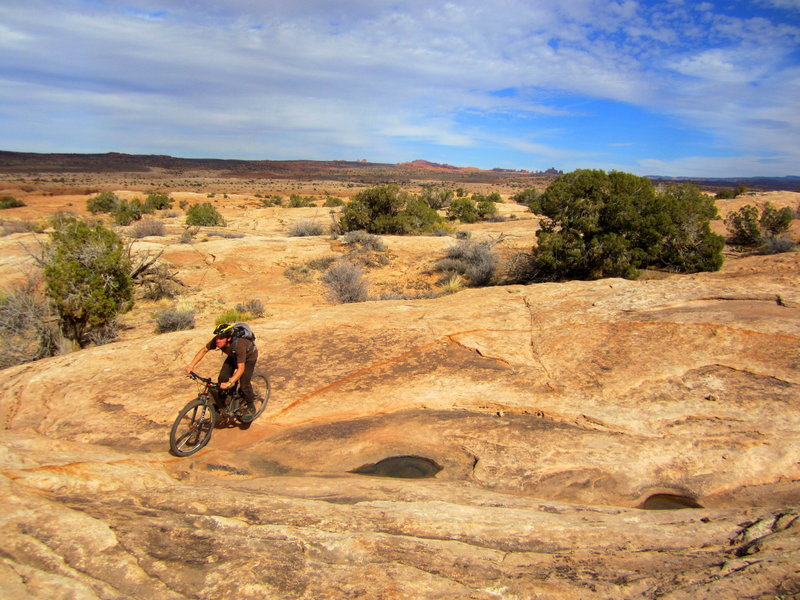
[2,244,799,598]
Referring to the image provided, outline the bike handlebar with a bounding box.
[188,371,217,386]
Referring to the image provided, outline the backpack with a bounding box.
[232,322,256,343]
[228,323,256,360]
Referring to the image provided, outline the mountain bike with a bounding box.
[169,371,270,457]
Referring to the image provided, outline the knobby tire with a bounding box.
[236,371,270,424]
[169,398,216,456]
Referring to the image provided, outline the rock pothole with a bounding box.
[350,455,443,479]
[640,493,703,510]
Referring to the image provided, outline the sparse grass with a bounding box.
[215,308,252,326]
[440,274,465,294]
[209,230,245,239]
[284,264,314,283]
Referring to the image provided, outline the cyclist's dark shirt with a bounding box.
[206,337,258,364]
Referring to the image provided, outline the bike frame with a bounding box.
[189,371,240,417]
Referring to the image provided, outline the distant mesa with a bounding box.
[399,159,464,171]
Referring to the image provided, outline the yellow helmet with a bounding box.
[213,323,235,338]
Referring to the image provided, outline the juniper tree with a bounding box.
[42,215,133,348]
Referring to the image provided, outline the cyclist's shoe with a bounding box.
[240,401,256,423]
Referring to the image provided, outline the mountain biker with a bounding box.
[185,323,259,419]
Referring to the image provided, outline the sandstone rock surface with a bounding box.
[0,188,798,599]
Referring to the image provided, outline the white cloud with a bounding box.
[0,0,798,174]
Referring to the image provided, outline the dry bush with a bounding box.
[129,249,184,301]
[130,218,166,238]
[1,220,42,236]
[322,261,369,303]
[0,276,61,368]
[236,299,265,317]
[288,219,324,237]
[340,230,387,251]
[761,236,796,255]
[155,307,196,333]
[436,240,498,286]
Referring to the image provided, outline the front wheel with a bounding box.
[169,398,216,456]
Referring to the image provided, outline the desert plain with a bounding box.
[0,158,799,599]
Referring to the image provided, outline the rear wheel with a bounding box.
[239,372,270,423]
[169,398,216,456]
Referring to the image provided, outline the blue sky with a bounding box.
[1,0,798,177]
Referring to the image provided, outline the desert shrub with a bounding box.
[0,277,60,368]
[655,183,725,273]
[716,185,747,199]
[130,218,166,238]
[259,195,283,207]
[323,196,345,207]
[511,170,724,282]
[308,256,337,271]
[339,230,390,267]
[476,198,498,220]
[760,202,794,237]
[145,192,172,211]
[215,308,252,326]
[288,219,324,237]
[339,185,408,234]
[179,227,197,243]
[86,191,119,214]
[402,198,442,233]
[761,236,796,254]
[113,199,144,226]
[322,261,369,303]
[42,215,133,349]
[340,230,387,251]
[725,202,793,246]
[186,202,225,227]
[420,185,453,210]
[289,194,314,207]
[339,185,444,235]
[236,299,265,317]
[724,204,762,245]
[155,307,196,333]
[446,197,478,223]
[437,240,498,286]
[511,188,542,209]
[0,196,25,209]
